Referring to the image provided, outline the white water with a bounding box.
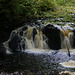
[60,29,74,49]
[23,27,48,49]
[25,49,53,54]
[34,30,48,49]
[69,32,74,48]
[3,24,75,53]
[23,27,34,49]
[60,60,75,68]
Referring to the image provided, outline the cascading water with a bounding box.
[23,27,49,50]
[60,28,74,49]
[23,27,35,49]
[3,23,75,53]
[1,22,75,74]
[3,26,49,53]
[69,32,74,48]
[60,30,71,49]
[34,30,48,49]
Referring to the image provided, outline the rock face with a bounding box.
[42,24,61,50]
[8,26,28,52]
[5,26,38,52]
[8,33,26,52]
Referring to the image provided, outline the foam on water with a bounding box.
[25,49,53,54]
[60,60,75,68]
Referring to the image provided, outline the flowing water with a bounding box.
[1,18,75,74]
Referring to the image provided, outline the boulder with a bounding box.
[42,24,61,50]
[32,28,37,41]
[19,26,28,36]
[8,31,26,52]
[59,71,74,75]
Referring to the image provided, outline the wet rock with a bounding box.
[19,26,28,36]
[33,28,37,41]
[42,24,61,50]
[8,32,26,52]
[59,71,74,75]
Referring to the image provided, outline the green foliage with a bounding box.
[36,0,55,11]
[0,0,20,19]
[56,0,71,6]
[0,0,75,23]
[0,0,56,19]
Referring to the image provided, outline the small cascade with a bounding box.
[60,30,72,49]
[34,30,48,49]
[69,32,74,48]
[60,29,74,50]
[23,27,48,49]
[3,25,49,52]
[60,30,66,49]
[65,36,71,50]
[23,27,34,49]
[34,30,43,49]
[3,23,75,53]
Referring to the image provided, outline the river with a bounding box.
[0,17,75,75]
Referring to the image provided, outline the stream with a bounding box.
[0,17,75,75]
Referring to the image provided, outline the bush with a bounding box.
[35,0,55,11]
[0,0,56,23]
[56,0,71,6]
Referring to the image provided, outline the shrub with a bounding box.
[56,0,71,6]
[0,0,56,21]
[35,0,55,11]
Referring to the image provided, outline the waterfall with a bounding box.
[60,30,74,49]
[34,30,43,49]
[23,27,48,49]
[34,30,48,49]
[23,27,34,49]
[60,30,66,49]
[3,24,75,53]
[69,32,74,48]
[3,26,49,52]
